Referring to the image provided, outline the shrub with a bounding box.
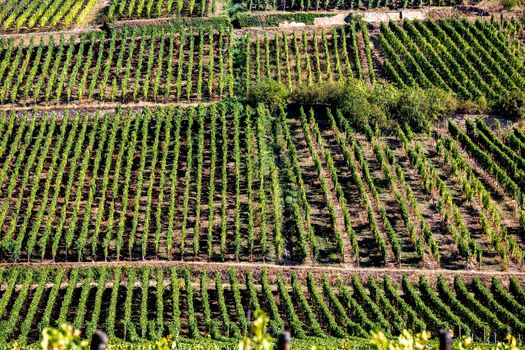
[492,90,525,120]
[390,87,458,133]
[457,96,488,115]
[501,0,520,10]
[293,80,459,132]
[293,79,391,130]
[246,79,289,110]
[292,80,348,107]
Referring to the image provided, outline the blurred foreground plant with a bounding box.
[370,329,431,350]
[27,318,524,350]
[238,310,273,350]
[40,324,89,350]
[153,335,220,350]
[370,330,521,350]
[461,334,520,350]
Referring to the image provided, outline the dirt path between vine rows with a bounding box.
[1,260,524,285]
[0,100,216,112]
[0,28,102,47]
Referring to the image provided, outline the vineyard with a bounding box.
[379,19,524,100]
[241,23,375,90]
[0,19,521,108]
[0,0,215,34]
[0,28,234,105]
[0,24,376,106]
[0,105,523,270]
[106,0,215,19]
[242,0,465,11]
[1,0,525,347]
[0,0,99,32]
[0,266,524,345]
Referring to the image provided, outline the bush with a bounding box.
[367,82,400,130]
[456,96,488,115]
[246,79,289,110]
[340,80,391,131]
[501,0,520,10]
[293,79,391,130]
[369,82,401,111]
[492,90,525,120]
[389,87,458,133]
[293,80,459,133]
[292,80,348,107]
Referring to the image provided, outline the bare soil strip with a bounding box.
[1,259,524,281]
[0,100,214,112]
[0,28,101,48]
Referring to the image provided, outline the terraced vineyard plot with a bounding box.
[452,119,525,195]
[0,28,233,106]
[393,124,525,269]
[282,108,524,269]
[0,266,524,345]
[241,23,375,92]
[242,0,464,11]
[447,119,525,255]
[0,23,372,107]
[0,0,99,32]
[378,19,525,100]
[0,104,523,270]
[0,19,522,109]
[0,105,284,263]
[107,0,214,19]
